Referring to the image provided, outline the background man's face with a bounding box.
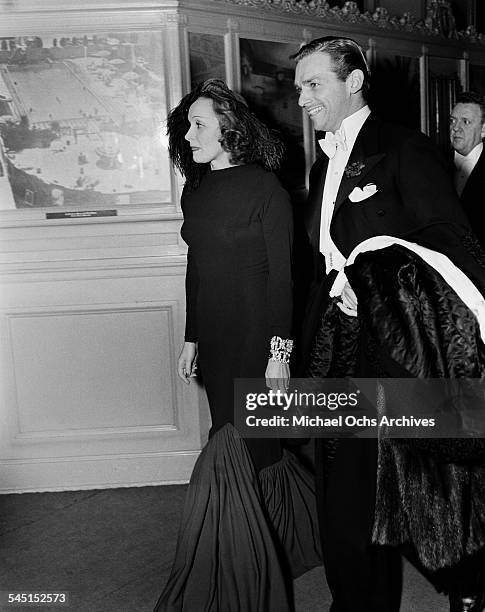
[295,51,353,133]
[450,102,485,156]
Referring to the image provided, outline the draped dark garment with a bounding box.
[308,244,485,573]
[154,424,321,612]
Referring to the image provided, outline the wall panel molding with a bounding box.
[0,214,206,492]
[6,302,179,435]
[0,450,198,494]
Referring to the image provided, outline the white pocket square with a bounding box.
[348,183,378,202]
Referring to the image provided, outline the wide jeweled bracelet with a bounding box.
[269,336,294,364]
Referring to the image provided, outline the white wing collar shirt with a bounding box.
[454,141,483,196]
[318,105,371,275]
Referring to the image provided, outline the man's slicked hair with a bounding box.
[291,36,371,100]
[455,91,485,124]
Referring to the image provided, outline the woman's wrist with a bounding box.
[269,335,293,364]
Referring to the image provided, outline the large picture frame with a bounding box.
[369,52,421,131]
[470,63,485,96]
[0,1,180,217]
[187,32,226,90]
[427,56,461,151]
[238,37,305,194]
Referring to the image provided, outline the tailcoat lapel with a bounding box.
[461,147,485,201]
[305,115,388,251]
[333,114,385,216]
[305,153,329,250]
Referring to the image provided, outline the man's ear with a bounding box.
[347,69,364,94]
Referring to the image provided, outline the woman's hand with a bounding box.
[177,342,198,385]
[265,358,290,392]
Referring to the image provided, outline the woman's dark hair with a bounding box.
[167,78,285,190]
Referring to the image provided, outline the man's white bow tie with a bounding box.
[319,129,347,159]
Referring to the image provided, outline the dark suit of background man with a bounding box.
[293,37,485,612]
[450,91,485,247]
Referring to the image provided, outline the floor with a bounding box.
[0,486,449,611]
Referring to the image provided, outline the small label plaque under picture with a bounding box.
[46,210,118,219]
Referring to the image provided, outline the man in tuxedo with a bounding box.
[293,36,485,612]
[450,91,485,246]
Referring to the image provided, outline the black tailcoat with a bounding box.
[459,147,485,248]
[304,113,484,293]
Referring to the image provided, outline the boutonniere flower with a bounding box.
[344,161,365,178]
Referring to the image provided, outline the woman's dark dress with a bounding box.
[184,164,292,456]
[155,165,320,611]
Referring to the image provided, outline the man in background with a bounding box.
[450,91,485,246]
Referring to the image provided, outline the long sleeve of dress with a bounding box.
[181,183,199,343]
[261,182,294,339]
[184,248,199,342]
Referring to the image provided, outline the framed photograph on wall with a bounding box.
[470,64,485,97]
[188,32,225,89]
[239,37,304,194]
[427,56,460,151]
[369,52,421,130]
[0,30,171,210]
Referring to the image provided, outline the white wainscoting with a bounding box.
[0,216,208,493]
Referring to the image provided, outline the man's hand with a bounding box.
[177,341,198,384]
[337,281,358,317]
[265,359,290,392]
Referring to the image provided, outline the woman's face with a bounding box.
[185,97,231,169]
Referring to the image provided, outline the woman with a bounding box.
[154,79,320,611]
